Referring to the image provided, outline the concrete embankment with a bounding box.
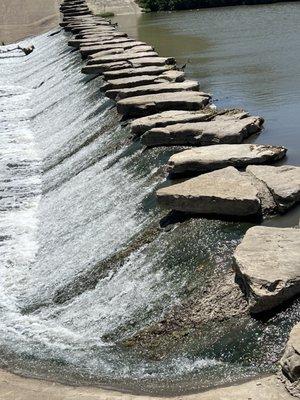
[0,0,61,44]
[87,0,141,16]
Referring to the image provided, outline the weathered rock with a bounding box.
[103,65,175,81]
[102,70,185,91]
[117,91,211,118]
[20,45,35,55]
[68,33,127,47]
[76,27,116,35]
[130,109,217,136]
[80,41,148,56]
[247,165,300,212]
[75,30,117,39]
[141,112,263,147]
[234,226,300,313]
[89,46,155,60]
[88,46,153,59]
[84,57,176,74]
[87,51,160,64]
[168,144,287,175]
[155,70,185,83]
[85,37,136,46]
[156,166,262,217]
[280,323,300,384]
[106,81,200,101]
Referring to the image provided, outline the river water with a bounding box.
[0,1,299,396]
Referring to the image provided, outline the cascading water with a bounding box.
[0,26,299,395]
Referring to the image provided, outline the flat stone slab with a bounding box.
[141,112,263,146]
[83,56,168,75]
[168,144,287,175]
[87,52,175,69]
[83,57,175,74]
[103,70,185,91]
[105,81,200,100]
[130,109,217,136]
[280,323,300,384]
[87,46,153,60]
[88,51,158,64]
[234,226,300,313]
[80,41,148,56]
[117,91,211,118]
[68,33,128,47]
[103,65,175,81]
[156,166,262,217]
[89,46,154,60]
[247,165,300,212]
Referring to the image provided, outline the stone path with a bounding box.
[234,226,300,312]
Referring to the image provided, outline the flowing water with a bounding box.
[0,2,299,395]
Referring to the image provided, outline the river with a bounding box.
[0,1,299,396]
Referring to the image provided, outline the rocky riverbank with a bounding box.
[0,369,295,399]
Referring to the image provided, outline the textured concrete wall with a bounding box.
[0,0,60,43]
[88,0,141,15]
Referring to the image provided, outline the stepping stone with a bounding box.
[75,30,118,38]
[83,37,136,46]
[130,109,216,136]
[83,57,176,74]
[246,165,300,212]
[117,91,211,118]
[105,81,200,100]
[156,166,262,217]
[68,33,127,47]
[103,65,175,81]
[168,144,287,175]
[77,27,115,34]
[234,226,300,313]
[87,51,160,64]
[83,57,176,73]
[89,46,156,59]
[141,112,263,146]
[80,41,148,56]
[280,323,300,383]
[102,70,185,91]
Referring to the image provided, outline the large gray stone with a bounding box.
[130,109,215,136]
[234,226,300,313]
[156,166,262,217]
[105,81,200,101]
[89,46,154,60]
[87,52,174,69]
[103,65,174,81]
[87,51,159,64]
[280,323,300,383]
[168,144,287,175]
[80,41,149,56]
[141,112,263,147]
[68,33,128,47]
[247,165,300,212]
[102,70,185,91]
[83,57,176,74]
[117,91,211,118]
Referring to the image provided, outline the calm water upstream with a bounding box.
[115,1,300,226]
[0,2,299,396]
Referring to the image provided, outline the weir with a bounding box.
[0,0,299,397]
